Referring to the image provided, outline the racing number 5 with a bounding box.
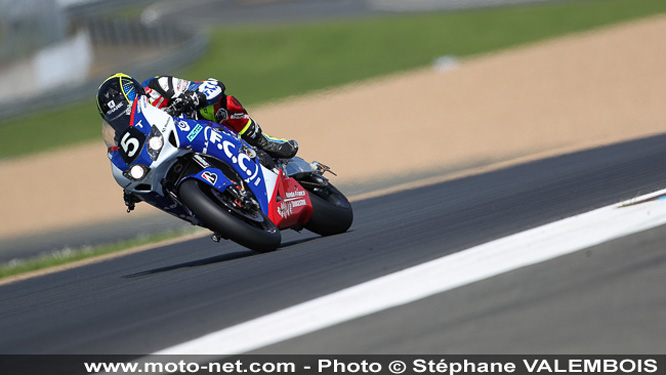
[121,132,140,157]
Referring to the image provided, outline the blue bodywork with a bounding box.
[108,99,270,220]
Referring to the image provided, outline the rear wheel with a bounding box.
[300,177,353,236]
[179,179,281,252]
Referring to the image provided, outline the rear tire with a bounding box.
[179,179,281,253]
[304,181,353,236]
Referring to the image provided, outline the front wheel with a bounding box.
[303,180,353,236]
[179,179,281,253]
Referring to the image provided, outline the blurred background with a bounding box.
[1,0,665,269]
[0,0,585,120]
[0,0,205,117]
[3,0,664,153]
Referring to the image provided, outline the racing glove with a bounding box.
[165,90,206,116]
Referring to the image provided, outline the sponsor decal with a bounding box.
[177,79,189,92]
[220,139,262,186]
[203,126,223,153]
[176,120,190,132]
[202,171,218,185]
[285,190,306,199]
[193,154,210,168]
[277,201,293,219]
[277,199,307,219]
[291,199,307,208]
[187,124,203,141]
[214,107,228,122]
[195,126,263,186]
[106,101,122,115]
[200,80,222,98]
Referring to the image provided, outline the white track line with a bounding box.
[155,188,666,355]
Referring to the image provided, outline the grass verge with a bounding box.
[0,0,665,159]
[0,228,203,283]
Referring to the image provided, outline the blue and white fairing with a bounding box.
[106,96,275,219]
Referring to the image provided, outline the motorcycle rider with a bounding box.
[97,73,296,211]
[98,72,297,159]
[141,74,298,159]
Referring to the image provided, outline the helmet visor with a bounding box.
[102,120,117,149]
[102,99,133,144]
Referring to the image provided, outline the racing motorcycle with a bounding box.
[104,96,353,253]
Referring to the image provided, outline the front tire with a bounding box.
[179,179,281,253]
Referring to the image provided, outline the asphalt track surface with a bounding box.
[2,133,666,360]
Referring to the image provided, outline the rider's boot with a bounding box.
[240,118,298,159]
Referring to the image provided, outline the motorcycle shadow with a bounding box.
[122,250,254,279]
[278,235,321,248]
[122,234,327,279]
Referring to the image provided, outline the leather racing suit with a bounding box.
[141,76,298,159]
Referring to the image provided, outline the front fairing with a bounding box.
[107,96,173,173]
[107,96,272,215]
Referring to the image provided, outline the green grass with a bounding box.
[0,228,201,281]
[0,100,102,157]
[1,0,665,159]
[189,0,666,105]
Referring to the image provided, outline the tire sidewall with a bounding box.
[304,182,354,236]
[179,179,281,252]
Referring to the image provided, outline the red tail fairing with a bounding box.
[268,172,313,230]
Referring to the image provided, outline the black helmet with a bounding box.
[96,73,145,135]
